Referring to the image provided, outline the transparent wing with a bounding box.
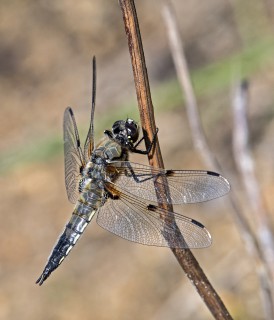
[63,107,85,203]
[97,183,211,248]
[83,127,93,163]
[83,56,96,162]
[106,161,230,204]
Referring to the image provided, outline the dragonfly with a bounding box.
[36,57,230,285]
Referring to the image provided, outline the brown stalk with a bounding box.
[119,0,233,319]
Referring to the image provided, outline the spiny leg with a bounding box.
[129,128,159,155]
[124,161,169,183]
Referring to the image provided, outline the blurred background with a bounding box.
[1,0,274,319]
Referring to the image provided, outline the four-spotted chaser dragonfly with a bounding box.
[36,57,230,285]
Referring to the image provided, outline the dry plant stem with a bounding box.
[119,0,233,319]
[232,81,274,274]
[161,0,260,258]
[162,1,274,318]
[232,81,274,317]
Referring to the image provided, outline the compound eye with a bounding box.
[126,120,139,141]
[112,121,123,135]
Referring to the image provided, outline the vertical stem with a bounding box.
[232,81,274,318]
[119,1,233,319]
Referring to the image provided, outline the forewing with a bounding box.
[108,161,230,204]
[84,56,96,161]
[96,183,211,248]
[63,107,85,203]
[84,127,93,162]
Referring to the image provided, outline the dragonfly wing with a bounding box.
[107,161,230,204]
[83,127,93,163]
[84,57,96,161]
[97,182,211,248]
[63,107,85,203]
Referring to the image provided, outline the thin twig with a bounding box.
[232,81,274,266]
[119,0,233,319]
[161,0,274,318]
[162,0,213,169]
[232,80,274,317]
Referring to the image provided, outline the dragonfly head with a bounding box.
[112,119,139,147]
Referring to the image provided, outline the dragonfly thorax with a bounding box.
[82,161,105,180]
[91,153,106,165]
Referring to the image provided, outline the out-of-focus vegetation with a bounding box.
[1,1,274,319]
[2,36,274,175]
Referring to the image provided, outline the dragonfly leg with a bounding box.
[124,161,165,183]
[104,130,113,139]
[129,128,159,155]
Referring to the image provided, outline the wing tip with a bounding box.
[190,218,212,248]
[207,171,231,194]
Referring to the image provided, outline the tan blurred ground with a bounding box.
[1,1,274,319]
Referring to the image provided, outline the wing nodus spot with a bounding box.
[147,204,157,211]
[166,170,175,176]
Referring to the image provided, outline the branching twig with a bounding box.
[161,0,274,318]
[119,0,233,319]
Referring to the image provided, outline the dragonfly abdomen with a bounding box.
[36,189,102,286]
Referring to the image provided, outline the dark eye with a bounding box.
[125,120,139,141]
[112,121,122,134]
[126,123,137,135]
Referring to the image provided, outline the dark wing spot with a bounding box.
[106,191,120,200]
[166,170,175,176]
[147,204,157,211]
[206,171,220,177]
[68,108,73,116]
[191,219,205,228]
[104,182,121,200]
